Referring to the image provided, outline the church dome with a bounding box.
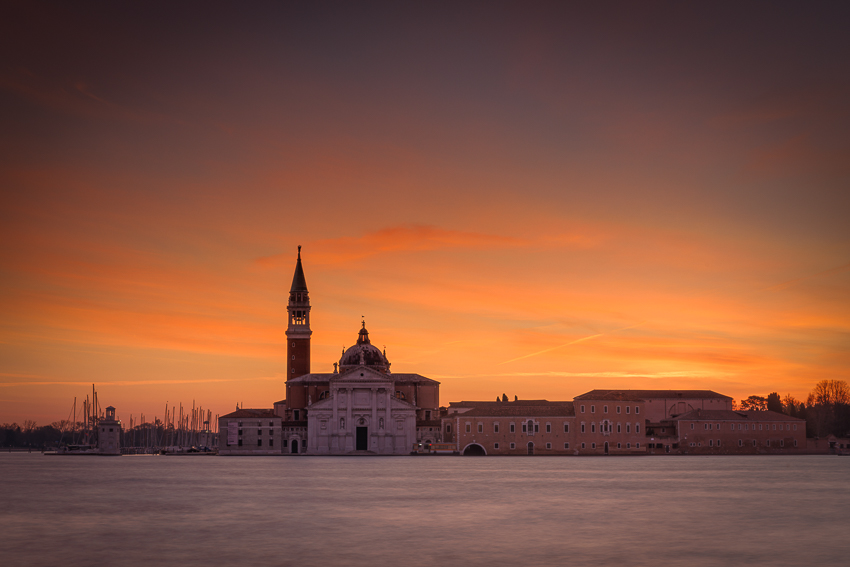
[339,323,391,374]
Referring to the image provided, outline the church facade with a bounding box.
[219,247,441,455]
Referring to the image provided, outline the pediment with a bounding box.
[332,366,393,384]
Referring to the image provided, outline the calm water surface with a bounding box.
[1,454,848,567]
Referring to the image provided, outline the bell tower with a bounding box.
[286,246,311,379]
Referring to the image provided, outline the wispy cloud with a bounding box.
[764,261,850,292]
[257,224,526,266]
[499,322,646,365]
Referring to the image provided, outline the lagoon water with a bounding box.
[1,454,848,567]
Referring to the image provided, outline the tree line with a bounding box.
[737,379,850,438]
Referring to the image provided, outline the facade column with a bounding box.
[346,387,353,451]
[371,387,378,452]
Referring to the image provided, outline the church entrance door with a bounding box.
[356,427,368,451]
[291,440,299,454]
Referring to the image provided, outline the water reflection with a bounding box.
[1,455,847,567]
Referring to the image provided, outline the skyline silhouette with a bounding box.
[2,3,849,424]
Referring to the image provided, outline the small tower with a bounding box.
[98,406,121,455]
[286,246,311,379]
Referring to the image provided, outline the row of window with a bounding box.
[462,420,642,435]
[692,422,798,431]
[234,438,299,448]
[580,422,640,434]
[489,441,643,451]
[580,404,640,415]
[688,439,798,448]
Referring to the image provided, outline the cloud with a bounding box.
[257,224,526,266]
[764,261,850,292]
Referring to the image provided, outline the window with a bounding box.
[626,424,631,433]
[617,406,621,414]
[510,443,515,449]
[269,438,274,447]
[617,442,621,449]
[636,442,640,448]
[752,440,757,447]
[773,424,776,430]
[465,423,471,433]
[635,407,639,414]
[546,423,551,433]
[534,423,539,433]
[238,439,242,446]
[581,443,586,449]
[591,443,596,449]
[779,424,783,431]
[564,442,570,449]
[494,443,500,449]
[617,423,621,433]
[717,439,721,447]
[793,424,797,431]
[269,422,273,427]
[635,424,640,433]
[581,423,585,433]
[425,411,432,420]
[690,423,694,430]
[580,405,585,413]
[591,405,596,413]
[478,423,483,433]
[294,410,300,421]
[446,424,451,433]
[238,429,243,436]
[522,423,527,433]
[626,442,630,449]
[546,443,552,449]
[494,423,500,433]
[709,439,713,447]
[604,405,608,413]
[564,423,569,433]
[283,440,288,448]
[626,406,630,414]
[738,439,743,447]
[766,439,771,447]
[510,423,515,433]
[759,424,763,431]
[794,439,797,447]
[591,423,596,433]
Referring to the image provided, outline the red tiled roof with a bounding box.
[449,400,554,408]
[219,408,277,419]
[451,402,575,418]
[673,409,804,422]
[574,389,732,401]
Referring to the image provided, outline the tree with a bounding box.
[739,395,767,411]
[766,392,782,413]
[782,394,801,417]
[806,380,850,437]
[810,380,850,406]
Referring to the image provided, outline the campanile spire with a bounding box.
[286,246,311,379]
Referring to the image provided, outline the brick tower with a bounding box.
[286,246,311,379]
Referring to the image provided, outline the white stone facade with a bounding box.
[306,367,417,454]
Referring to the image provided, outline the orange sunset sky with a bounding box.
[2,3,849,425]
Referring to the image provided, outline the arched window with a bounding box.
[527,420,534,435]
